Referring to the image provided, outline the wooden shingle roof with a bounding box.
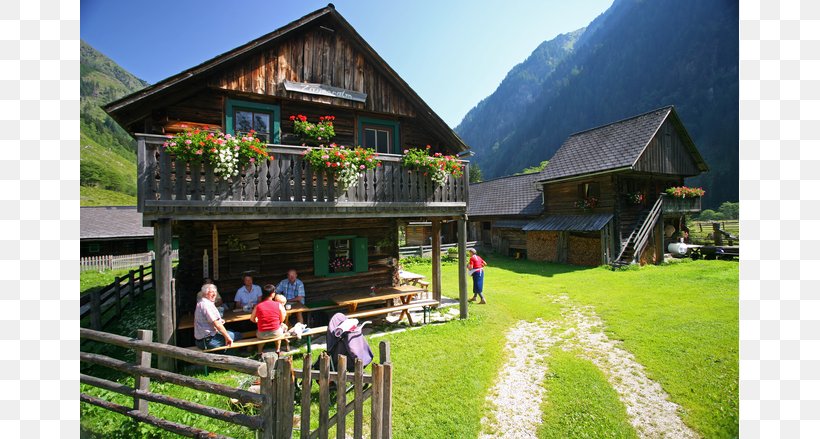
[81,206,153,240]
[523,214,613,232]
[538,106,707,182]
[467,173,542,217]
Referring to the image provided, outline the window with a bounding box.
[313,235,368,277]
[225,99,280,143]
[578,182,601,200]
[88,243,101,253]
[358,117,400,154]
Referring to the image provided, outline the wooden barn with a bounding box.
[524,106,708,266]
[103,5,471,364]
[467,173,543,258]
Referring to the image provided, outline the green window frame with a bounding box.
[313,235,368,277]
[225,98,281,143]
[357,117,400,154]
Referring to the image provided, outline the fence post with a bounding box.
[318,353,330,439]
[90,289,102,330]
[275,357,295,439]
[138,265,145,295]
[370,363,384,439]
[109,254,113,271]
[379,341,392,439]
[133,329,153,414]
[335,355,347,439]
[128,270,136,304]
[114,276,123,317]
[259,353,276,439]
[418,245,423,257]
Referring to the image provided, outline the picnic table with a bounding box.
[177,302,310,330]
[399,270,425,283]
[332,285,425,324]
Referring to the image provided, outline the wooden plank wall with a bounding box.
[405,225,430,246]
[207,24,416,117]
[174,218,398,310]
[633,118,701,176]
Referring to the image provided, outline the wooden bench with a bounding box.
[347,299,439,325]
[187,326,328,354]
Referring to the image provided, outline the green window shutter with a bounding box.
[353,237,368,273]
[313,239,329,277]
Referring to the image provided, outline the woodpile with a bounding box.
[567,234,601,266]
[526,231,559,261]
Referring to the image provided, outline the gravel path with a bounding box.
[477,295,698,439]
[478,319,558,439]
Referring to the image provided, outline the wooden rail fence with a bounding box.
[80,328,393,439]
[81,250,178,272]
[399,240,477,258]
[80,263,154,330]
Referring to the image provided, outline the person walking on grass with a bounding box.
[467,248,488,304]
[251,285,289,354]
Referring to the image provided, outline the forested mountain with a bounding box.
[456,0,738,207]
[80,40,149,206]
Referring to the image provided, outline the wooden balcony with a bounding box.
[662,196,702,214]
[136,134,469,222]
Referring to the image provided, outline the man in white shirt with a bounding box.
[235,274,262,310]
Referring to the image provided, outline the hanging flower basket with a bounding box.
[302,143,381,192]
[163,129,271,179]
[290,114,335,145]
[400,145,464,186]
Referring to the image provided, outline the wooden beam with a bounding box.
[431,218,442,303]
[154,219,175,371]
[457,216,468,319]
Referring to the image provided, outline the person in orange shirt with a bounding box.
[466,248,487,304]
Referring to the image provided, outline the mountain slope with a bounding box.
[456,0,738,207]
[80,40,149,205]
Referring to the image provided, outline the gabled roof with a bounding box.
[103,4,468,151]
[523,214,613,232]
[81,206,153,240]
[538,106,708,182]
[468,172,542,217]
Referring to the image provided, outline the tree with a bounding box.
[469,164,483,183]
[516,160,549,175]
[698,209,717,221]
[718,201,738,220]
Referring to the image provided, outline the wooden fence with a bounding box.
[399,241,477,258]
[80,263,154,330]
[80,328,393,439]
[81,250,179,272]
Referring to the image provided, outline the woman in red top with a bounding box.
[251,284,288,353]
[466,248,487,304]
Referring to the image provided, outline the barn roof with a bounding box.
[467,173,542,217]
[81,206,153,240]
[103,4,468,152]
[523,214,613,232]
[538,106,707,182]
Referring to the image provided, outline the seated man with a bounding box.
[194,284,241,350]
[235,274,262,310]
[275,269,305,323]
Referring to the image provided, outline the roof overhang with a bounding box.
[523,214,613,232]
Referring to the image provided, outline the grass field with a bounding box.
[687,219,740,244]
[81,256,738,438]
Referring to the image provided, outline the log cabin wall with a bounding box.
[174,218,399,311]
[542,174,616,215]
[405,225,431,246]
[633,118,701,176]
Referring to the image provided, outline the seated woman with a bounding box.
[250,285,289,354]
[194,284,242,350]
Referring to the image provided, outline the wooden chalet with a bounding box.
[524,106,709,266]
[103,4,471,364]
[467,173,543,258]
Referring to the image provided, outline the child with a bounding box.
[466,248,488,304]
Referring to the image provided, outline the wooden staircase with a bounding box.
[611,195,665,268]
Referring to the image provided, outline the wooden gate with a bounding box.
[80,328,393,438]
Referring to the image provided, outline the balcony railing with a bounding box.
[136,134,469,220]
[662,196,702,214]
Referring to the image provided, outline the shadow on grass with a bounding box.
[481,252,598,278]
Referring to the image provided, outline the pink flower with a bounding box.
[196,150,203,155]
[321,154,329,159]
[185,139,192,145]
[360,165,366,170]
[249,158,255,163]
[234,146,240,151]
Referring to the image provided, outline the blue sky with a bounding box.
[81,0,613,127]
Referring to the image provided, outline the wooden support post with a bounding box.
[128,271,135,304]
[458,216,468,319]
[379,341,391,364]
[114,276,122,317]
[260,353,276,439]
[431,219,442,303]
[300,353,312,439]
[275,357,295,439]
[335,355,347,439]
[353,359,364,439]
[154,219,175,371]
[138,265,145,296]
[319,353,330,439]
[133,329,152,414]
[381,347,393,439]
[370,363,384,439]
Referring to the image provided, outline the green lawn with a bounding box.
[80,268,135,297]
[80,256,738,438]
